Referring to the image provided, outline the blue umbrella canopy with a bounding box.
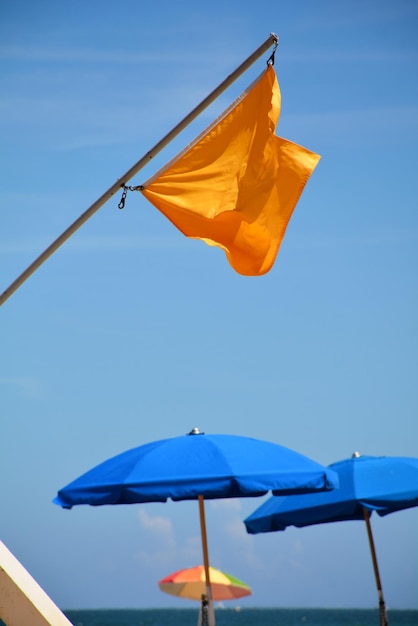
[53,429,338,508]
[244,453,418,626]
[244,454,418,532]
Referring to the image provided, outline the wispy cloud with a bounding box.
[0,83,213,152]
[0,45,197,65]
[134,508,201,569]
[287,538,310,574]
[210,499,242,512]
[0,376,44,399]
[207,500,266,570]
[287,4,418,36]
[0,234,186,256]
[281,106,418,145]
[294,227,418,250]
[66,234,186,252]
[283,50,418,64]
[136,508,176,549]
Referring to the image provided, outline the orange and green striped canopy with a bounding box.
[158,565,251,601]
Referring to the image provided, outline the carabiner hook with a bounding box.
[118,185,128,210]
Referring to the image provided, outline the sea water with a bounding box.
[61,608,418,626]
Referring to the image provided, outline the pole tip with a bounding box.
[188,427,204,435]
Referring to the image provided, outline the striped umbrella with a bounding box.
[158,565,251,601]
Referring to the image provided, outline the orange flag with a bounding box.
[141,65,320,276]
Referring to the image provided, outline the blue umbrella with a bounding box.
[54,428,337,625]
[244,453,418,626]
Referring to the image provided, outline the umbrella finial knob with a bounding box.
[188,427,204,435]
[352,451,361,458]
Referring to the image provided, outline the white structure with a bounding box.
[0,541,72,626]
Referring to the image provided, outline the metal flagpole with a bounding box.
[0,33,278,307]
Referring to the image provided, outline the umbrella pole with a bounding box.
[198,495,215,626]
[362,507,389,626]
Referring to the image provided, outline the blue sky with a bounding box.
[1,0,417,613]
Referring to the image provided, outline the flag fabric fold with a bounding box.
[141,65,320,276]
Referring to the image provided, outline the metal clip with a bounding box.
[118,185,128,210]
[267,40,278,66]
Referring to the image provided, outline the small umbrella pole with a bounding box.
[362,507,389,626]
[0,33,278,307]
[198,495,215,626]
